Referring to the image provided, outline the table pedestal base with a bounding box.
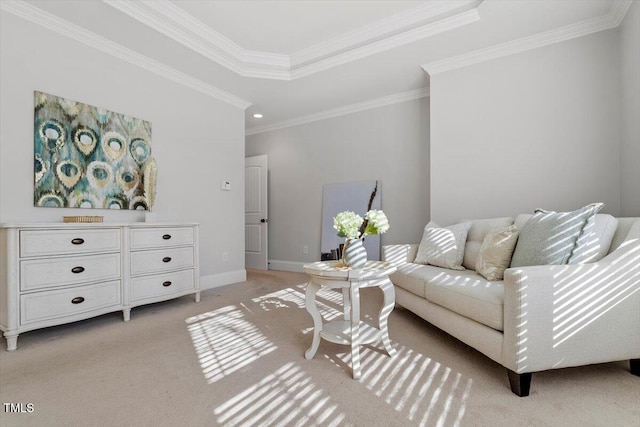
[304,264,397,380]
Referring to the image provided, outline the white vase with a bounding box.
[343,238,367,268]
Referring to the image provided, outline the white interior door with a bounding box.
[245,155,268,270]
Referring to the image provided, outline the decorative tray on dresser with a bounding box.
[0,222,200,350]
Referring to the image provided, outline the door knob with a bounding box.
[261,219,268,223]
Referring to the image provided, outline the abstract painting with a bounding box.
[34,91,154,210]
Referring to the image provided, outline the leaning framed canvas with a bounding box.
[34,91,155,210]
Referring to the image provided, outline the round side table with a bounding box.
[303,260,398,379]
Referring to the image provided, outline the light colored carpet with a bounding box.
[1,269,638,427]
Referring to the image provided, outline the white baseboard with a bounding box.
[200,269,247,290]
[268,260,306,272]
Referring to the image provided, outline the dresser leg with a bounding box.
[122,308,131,322]
[4,331,18,351]
[195,291,201,303]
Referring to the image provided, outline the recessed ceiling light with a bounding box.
[252,113,263,118]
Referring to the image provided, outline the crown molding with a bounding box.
[290,1,481,67]
[105,0,291,81]
[291,9,481,80]
[103,0,482,81]
[609,0,633,25]
[0,0,252,109]
[142,0,290,68]
[422,0,633,75]
[245,87,430,136]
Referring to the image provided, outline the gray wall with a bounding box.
[620,1,640,216]
[429,29,622,224]
[0,11,246,286]
[246,97,430,268]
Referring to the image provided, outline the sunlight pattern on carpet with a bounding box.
[328,345,472,427]
[214,362,346,427]
[186,305,277,384]
[203,283,472,426]
[253,284,346,322]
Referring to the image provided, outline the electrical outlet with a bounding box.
[222,251,229,261]
[303,245,309,254]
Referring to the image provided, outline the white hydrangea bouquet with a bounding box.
[333,209,390,239]
[333,208,390,268]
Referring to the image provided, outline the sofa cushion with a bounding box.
[513,213,531,231]
[415,221,470,270]
[462,217,515,270]
[422,268,505,331]
[475,225,519,281]
[514,212,617,264]
[609,218,638,253]
[391,264,504,331]
[510,203,604,267]
[390,263,431,298]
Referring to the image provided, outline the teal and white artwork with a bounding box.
[34,91,153,210]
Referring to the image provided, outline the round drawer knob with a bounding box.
[71,238,85,245]
[162,281,172,287]
[71,266,85,274]
[162,257,172,263]
[71,297,85,304]
[162,234,172,240]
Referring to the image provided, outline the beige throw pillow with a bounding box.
[475,225,519,281]
[414,221,470,270]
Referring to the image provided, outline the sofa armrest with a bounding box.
[382,244,418,265]
[502,238,640,374]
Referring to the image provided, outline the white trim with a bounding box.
[290,9,480,80]
[0,0,252,109]
[200,270,247,290]
[422,1,633,75]
[609,0,633,25]
[143,0,291,70]
[103,0,481,81]
[246,87,430,136]
[105,0,291,81]
[268,260,306,273]
[292,1,480,67]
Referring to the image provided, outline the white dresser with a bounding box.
[0,222,200,350]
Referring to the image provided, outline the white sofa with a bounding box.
[382,214,640,396]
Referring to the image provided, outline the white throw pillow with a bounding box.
[414,221,470,270]
[475,225,519,281]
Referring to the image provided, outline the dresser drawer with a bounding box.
[20,280,121,325]
[130,269,195,302]
[130,227,194,249]
[20,253,121,291]
[130,246,194,275]
[20,228,121,257]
